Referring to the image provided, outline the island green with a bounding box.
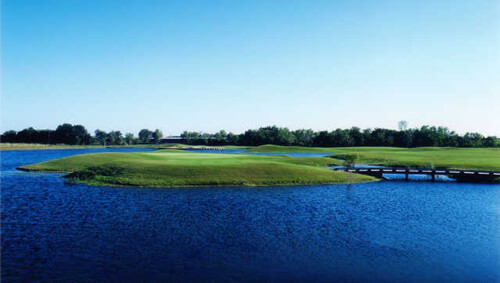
[19,150,371,187]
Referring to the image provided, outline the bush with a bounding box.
[66,165,124,180]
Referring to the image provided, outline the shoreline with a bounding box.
[0,143,245,151]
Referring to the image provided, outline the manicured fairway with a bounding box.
[19,150,370,187]
[248,145,500,171]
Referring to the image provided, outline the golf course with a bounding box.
[18,145,500,187]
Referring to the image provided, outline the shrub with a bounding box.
[65,165,124,180]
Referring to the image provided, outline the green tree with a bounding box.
[1,130,18,143]
[73,125,91,145]
[95,130,108,146]
[152,129,163,144]
[53,124,91,145]
[181,131,202,144]
[293,129,315,147]
[343,154,359,168]
[125,133,135,145]
[226,132,239,145]
[108,131,124,145]
[348,127,364,146]
[463,132,484,147]
[214,130,227,144]
[398,120,408,131]
[138,129,153,144]
[201,133,212,145]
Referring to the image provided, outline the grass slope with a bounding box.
[19,150,373,187]
[248,145,500,171]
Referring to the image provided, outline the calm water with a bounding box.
[1,149,499,282]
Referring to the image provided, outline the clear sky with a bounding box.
[1,0,499,136]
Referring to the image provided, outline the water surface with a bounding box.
[2,149,499,282]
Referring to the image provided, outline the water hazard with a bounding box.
[1,149,499,282]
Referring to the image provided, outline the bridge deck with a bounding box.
[333,167,500,182]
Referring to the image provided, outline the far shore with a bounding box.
[0,143,248,151]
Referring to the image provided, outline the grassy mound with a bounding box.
[19,150,374,187]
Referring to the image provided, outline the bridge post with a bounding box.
[431,174,435,182]
[405,173,409,181]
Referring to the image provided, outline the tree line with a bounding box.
[183,124,499,147]
[0,124,163,146]
[1,122,498,147]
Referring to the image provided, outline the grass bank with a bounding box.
[19,150,372,187]
[248,145,500,171]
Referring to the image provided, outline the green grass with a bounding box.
[331,147,500,171]
[246,144,337,153]
[248,145,500,171]
[19,150,372,187]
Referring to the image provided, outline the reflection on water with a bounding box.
[2,149,499,282]
[384,173,455,182]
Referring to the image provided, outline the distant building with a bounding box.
[160,136,186,143]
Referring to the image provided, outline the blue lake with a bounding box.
[1,149,499,282]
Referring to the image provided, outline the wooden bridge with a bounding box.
[333,167,500,183]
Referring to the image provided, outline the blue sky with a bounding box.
[1,0,499,136]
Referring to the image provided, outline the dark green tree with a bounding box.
[125,133,136,145]
[138,129,153,144]
[95,130,108,146]
[152,129,163,144]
